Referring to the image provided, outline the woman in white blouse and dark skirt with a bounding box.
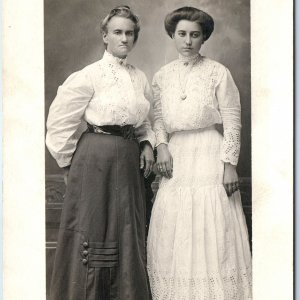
[46,6,155,300]
[147,7,252,299]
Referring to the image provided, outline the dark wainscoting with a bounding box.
[46,174,252,297]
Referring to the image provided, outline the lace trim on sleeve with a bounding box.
[220,127,241,165]
[216,67,242,166]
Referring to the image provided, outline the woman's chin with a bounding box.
[113,49,130,58]
[179,50,196,57]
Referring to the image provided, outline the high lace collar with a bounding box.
[178,53,201,65]
[103,50,128,66]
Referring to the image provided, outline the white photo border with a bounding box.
[3,0,294,299]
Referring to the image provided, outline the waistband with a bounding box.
[170,125,218,136]
[87,123,136,140]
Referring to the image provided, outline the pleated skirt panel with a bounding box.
[50,132,151,300]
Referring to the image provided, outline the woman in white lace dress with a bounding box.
[46,6,155,299]
[147,7,252,299]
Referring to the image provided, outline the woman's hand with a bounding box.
[156,144,173,179]
[140,143,154,178]
[63,166,70,186]
[223,163,239,197]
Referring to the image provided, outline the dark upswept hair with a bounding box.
[164,7,214,41]
[101,5,140,43]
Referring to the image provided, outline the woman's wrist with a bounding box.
[140,140,153,150]
[157,143,168,151]
[224,162,236,169]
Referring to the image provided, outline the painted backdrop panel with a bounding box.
[45,0,251,177]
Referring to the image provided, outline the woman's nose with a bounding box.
[185,35,192,45]
[121,33,128,43]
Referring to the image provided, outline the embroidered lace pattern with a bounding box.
[85,51,150,128]
[152,57,241,165]
[220,127,241,165]
[147,265,252,300]
[46,51,155,167]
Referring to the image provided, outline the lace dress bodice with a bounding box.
[153,55,241,165]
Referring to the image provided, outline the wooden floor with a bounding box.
[46,174,252,297]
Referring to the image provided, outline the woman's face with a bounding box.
[173,20,204,57]
[103,16,135,58]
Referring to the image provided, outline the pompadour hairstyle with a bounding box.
[101,5,140,43]
[164,7,214,41]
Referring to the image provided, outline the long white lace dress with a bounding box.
[147,54,252,300]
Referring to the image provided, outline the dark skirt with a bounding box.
[49,132,151,300]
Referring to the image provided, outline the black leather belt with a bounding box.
[87,123,136,140]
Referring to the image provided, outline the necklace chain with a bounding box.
[178,56,201,100]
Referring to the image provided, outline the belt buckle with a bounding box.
[93,125,111,135]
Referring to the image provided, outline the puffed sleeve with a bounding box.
[216,67,242,166]
[152,71,168,146]
[46,68,94,167]
[134,72,156,148]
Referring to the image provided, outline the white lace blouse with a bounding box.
[46,51,156,168]
[153,54,242,165]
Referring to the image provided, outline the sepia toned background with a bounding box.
[44,0,251,297]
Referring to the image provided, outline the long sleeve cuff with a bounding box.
[220,127,241,166]
[154,128,168,147]
[137,132,156,150]
[46,146,73,168]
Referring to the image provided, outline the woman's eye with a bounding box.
[127,32,134,36]
[192,33,201,38]
[178,32,185,37]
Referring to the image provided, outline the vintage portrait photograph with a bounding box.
[45,0,252,299]
[3,0,293,299]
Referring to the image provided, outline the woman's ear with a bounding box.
[171,33,175,39]
[102,31,108,44]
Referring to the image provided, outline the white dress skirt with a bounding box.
[147,126,252,300]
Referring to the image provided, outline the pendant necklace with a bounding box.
[178,54,200,101]
[179,67,188,100]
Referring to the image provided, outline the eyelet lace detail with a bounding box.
[159,58,221,132]
[221,127,241,165]
[85,52,150,128]
[147,265,252,300]
[152,57,241,165]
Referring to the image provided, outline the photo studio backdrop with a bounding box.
[44,0,251,296]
